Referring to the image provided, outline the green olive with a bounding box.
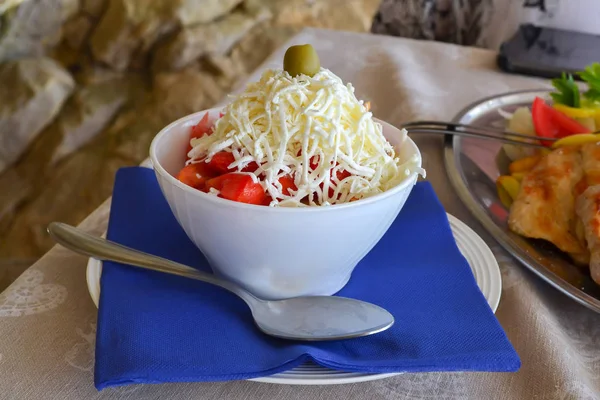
[283,44,320,78]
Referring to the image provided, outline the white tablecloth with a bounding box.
[1,28,599,400]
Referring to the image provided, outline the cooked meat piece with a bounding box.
[574,218,589,263]
[508,146,589,262]
[581,142,600,187]
[576,185,600,284]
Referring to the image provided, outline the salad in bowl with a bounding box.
[150,44,424,299]
[176,45,420,207]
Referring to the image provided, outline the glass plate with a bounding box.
[444,89,600,314]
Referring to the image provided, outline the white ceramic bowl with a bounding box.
[150,108,422,300]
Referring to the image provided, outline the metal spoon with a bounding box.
[48,222,394,341]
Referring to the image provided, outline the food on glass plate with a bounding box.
[496,63,600,285]
[176,44,422,207]
[507,146,589,265]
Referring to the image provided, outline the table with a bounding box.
[2,28,599,400]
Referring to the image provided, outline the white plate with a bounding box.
[86,213,501,385]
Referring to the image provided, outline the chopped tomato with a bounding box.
[322,185,338,199]
[278,175,297,196]
[322,185,335,199]
[180,144,355,205]
[241,161,259,173]
[236,183,267,204]
[489,202,509,221]
[205,174,227,191]
[309,156,319,170]
[191,113,211,139]
[551,109,592,137]
[206,173,266,205]
[296,150,320,170]
[532,97,591,146]
[334,169,351,181]
[314,168,350,198]
[208,151,235,174]
[186,113,212,155]
[177,163,214,191]
[262,195,273,206]
[306,154,350,180]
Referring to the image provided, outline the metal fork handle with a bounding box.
[405,128,547,148]
[402,120,556,141]
[403,120,600,148]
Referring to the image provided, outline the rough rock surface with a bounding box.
[153,7,271,71]
[0,86,128,239]
[175,0,244,26]
[0,57,74,173]
[0,0,79,61]
[82,0,107,18]
[89,0,175,70]
[90,0,246,71]
[61,15,94,50]
[51,78,130,162]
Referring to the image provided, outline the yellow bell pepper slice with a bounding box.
[536,148,551,157]
[497,182,513,208]
[496,176,521,208]
[511,172,526,182]
[508,155,541,174]
[553,104,600,119]
[551,133,600,149]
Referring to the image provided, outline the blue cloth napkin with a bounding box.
[95,167,520,389]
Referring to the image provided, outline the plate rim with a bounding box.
[86,213,501,385]
[443,89,600,314]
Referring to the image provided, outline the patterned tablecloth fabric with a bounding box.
[1,29,599,400]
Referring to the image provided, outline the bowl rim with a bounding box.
[149,108,422,213]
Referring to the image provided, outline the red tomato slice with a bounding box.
[262,196,273,206]
[241,161,259,173]
[296,150,320,171]
[325,168,351,198]
[186,113,212,155]
[532,97,590,146]
[489,202,509,221]
[206,173,266,205]
[205,173,231,191]
[334,169,351,181]
[177,163,214,191]
[196,161,217,178]
[191,113,211,139]
[235,181,266,204]
[208,151,235,174]
[550,108,591,137]
[219,175,251,200]
[278,175,297,196]
[309,156,319,170]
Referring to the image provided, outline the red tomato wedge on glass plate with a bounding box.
[532,97,591,146]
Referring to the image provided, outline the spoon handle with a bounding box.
[47,222,259,305]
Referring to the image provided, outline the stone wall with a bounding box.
[0,0,381,289]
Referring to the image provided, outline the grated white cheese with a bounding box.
[188,68,420,207]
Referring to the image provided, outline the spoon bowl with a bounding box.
[47,222,394,341]
[252,295,394,341]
